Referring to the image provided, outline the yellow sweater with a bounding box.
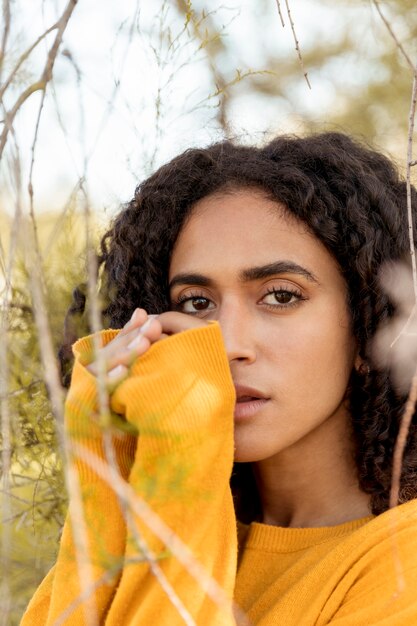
[21,324,417,625]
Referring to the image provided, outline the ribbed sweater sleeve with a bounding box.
[105,322,238,625]
[21,323,238,626]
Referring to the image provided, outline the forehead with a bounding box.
[169,189,342,285]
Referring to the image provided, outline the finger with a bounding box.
[157,311,208,336]
[87,315,163,377]
[108,364,128,379]
[122,316,162,351]
[102,316,161,363]
[88,334,152,376]
[118,308,148,337]
[106,364,129,390]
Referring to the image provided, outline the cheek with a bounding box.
[262,312,356,397]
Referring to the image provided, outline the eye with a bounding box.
[262,287,303,308]
[173,292,215,315]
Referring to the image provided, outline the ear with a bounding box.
[354,353,371,376]
[354,353,363,372]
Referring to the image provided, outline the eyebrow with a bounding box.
[168,261,318,290]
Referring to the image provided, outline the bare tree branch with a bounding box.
[283,0,311,89]
[0,22,59,102]
[0,0,78,162]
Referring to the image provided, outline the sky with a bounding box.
[0,0,398,218]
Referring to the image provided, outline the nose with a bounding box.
[217,303,257,364]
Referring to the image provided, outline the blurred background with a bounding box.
[1,0,416,622]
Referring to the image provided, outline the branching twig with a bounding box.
[0,22,59,102]
[0,0,78,163]
[283,0,311,89]
[0,81,45,161]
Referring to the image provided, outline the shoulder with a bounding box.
[346,499,417,573]
[319,501,417,624]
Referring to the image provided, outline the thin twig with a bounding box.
[283,0,311,89]
[79,177,196,623]
[388,360,417,597]
[387,60,417,597]
[72,442,251,626]
[406,67,417,301]
[125,508,197,626]
[372,0,414,72]
[390,367,417,509]
[0,0,78,163]
[0,81,45,161]
[0,0,11,83]
[0,117,22,626]
[0,22,59,102]
[275,0,285,28]
[389,65,417,504]
[25,222,99,626]
[52,568,122,626]
[28,0,79,230]
[0,283,11,626]
[0,379,42,400]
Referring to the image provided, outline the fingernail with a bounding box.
[108,364,126,379]
[124,309,140,329]
[127,333,145,351]
[139,315,158,333]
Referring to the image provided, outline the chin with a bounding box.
[233,441,275,464]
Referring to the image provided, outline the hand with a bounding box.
[86,308,162,381]
[86,308,208,383]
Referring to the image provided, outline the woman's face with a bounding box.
[168,189,359,462]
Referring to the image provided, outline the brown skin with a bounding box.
[88,188,371,527]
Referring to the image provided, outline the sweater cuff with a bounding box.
[66,329,135,481]
[110,323,235,456]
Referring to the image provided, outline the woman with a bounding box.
[22,132,417,625]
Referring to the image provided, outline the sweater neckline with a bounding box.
[244,515,374,553]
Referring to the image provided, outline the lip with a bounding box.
[233,384,270,420]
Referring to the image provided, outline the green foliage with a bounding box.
[1,208,96,623]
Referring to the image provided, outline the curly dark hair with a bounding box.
[59,131,417,519]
